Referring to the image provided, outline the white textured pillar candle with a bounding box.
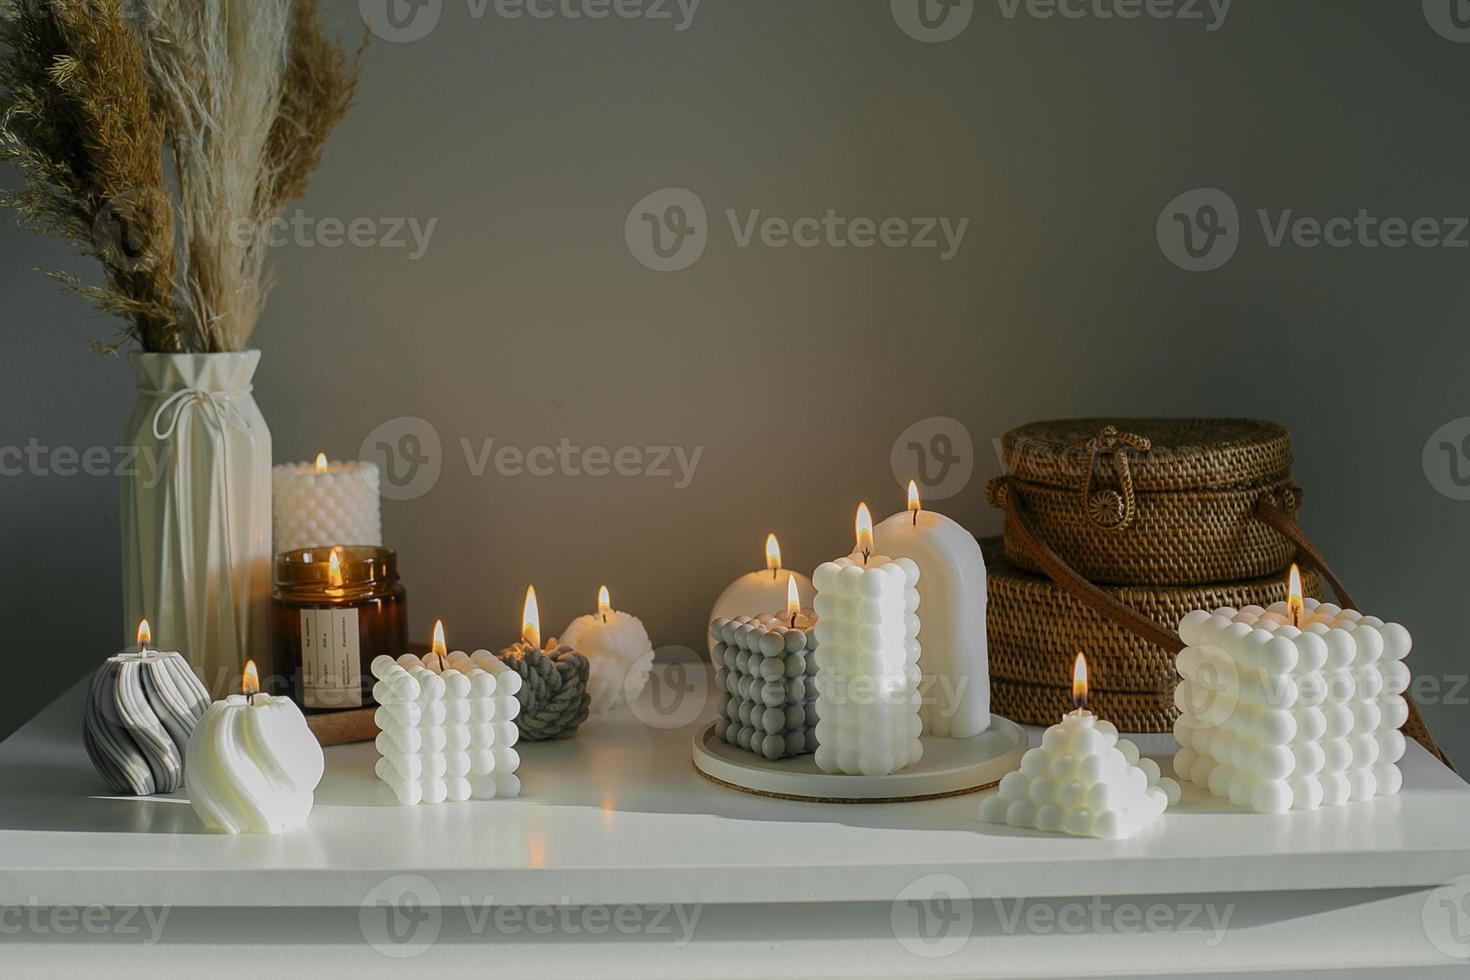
[272,452,382,552]
[184,661,325,834]
[708,534,815,658]
[812,503,923,777]
[873,482,990,738]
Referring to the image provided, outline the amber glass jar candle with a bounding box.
[272,546,408,712]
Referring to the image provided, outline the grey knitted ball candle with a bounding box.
[82,621,212,795]
[494,586,591,741]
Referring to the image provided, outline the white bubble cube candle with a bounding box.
[811,504,924,778]
[1173,580,1411,814]
[980,656,1180,839]
[370,633,523,806]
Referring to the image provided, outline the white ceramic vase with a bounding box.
[120,352,272,697]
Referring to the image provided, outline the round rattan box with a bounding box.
[997,418,1299,586]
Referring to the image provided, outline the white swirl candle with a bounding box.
[1173,565,1410,813]
[272,452,382,552]
[812,503,923,777]
[980,655,1179,839]
[184,661,325,834]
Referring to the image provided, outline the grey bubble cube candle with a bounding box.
[710,612,819,761]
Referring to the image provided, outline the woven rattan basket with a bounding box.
[998,418,1297,586]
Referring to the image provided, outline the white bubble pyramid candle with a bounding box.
[811,503,923,777]
[1173,566,1411,814]
[371,623,522,805]
[981,656,1180,839]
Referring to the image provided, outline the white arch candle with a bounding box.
[873,482,990,738]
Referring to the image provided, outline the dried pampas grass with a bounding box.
[0,0,364,353]
[0,0,181,350]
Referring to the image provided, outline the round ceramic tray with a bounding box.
[691,715,1028,803]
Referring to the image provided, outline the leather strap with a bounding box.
[1001,485,1185,654]
[1253,492,1358,611]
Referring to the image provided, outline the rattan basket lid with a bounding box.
[1002,418,1291,492]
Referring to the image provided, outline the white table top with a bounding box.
[2,676,1468,909]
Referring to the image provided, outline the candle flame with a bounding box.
[328,548,344,589]
[598,585,611,617]
[136,618,151,648]
[786,573,800,623]
[314,452,328,473]
[908,480,921,515]
[432,619,447,657]
[1287,563,1303,627]
[1072,653,1088,710]
[765,533,782,574]
[855,503,874,560]
[242,660,260,698]
[522,585,541,648]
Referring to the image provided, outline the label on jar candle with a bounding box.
[299,608,363,708]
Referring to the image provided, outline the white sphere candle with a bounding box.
[272,452,382,552]
[560,586,656,713]
[184,661,325,834]
[980,655,1179,839]
[811,503,924,777]
[708,534,815,659]
[873,482,991,738]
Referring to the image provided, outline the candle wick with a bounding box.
[862,547,870,565]
[602,612,607,624]
[912,510,918,527]
[790,611,797,628]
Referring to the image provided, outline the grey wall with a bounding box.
[4,0,1469,767]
